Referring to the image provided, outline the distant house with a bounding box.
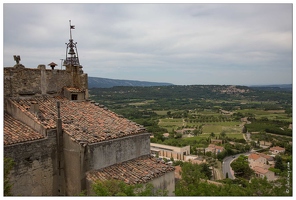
[253,166,275,181]
[248,152,276,181]
[150,143,190,161]
[248,153,274,168]
[259,141,272,147]
[205,144,224,155]
[269,146,285,155]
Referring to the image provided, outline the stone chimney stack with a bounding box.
[29,101,39,113]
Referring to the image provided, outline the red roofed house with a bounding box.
[3,27,175,196]
[248,153,274,169]
[248,153,276,181]
[205,144,224,155]
[269,146,285,155]
[253,166,275,181]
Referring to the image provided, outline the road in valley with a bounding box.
[222,152,251,179]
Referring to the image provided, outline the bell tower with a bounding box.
[63,20,82,88]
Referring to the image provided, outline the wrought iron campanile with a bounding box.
[64,20,82,88]
[64,20,80,67]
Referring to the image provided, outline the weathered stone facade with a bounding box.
[3,65,88,98]
[4,130,58,196]
[88,133,151,170]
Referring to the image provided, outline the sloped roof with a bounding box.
[249,153,273,161]
[86,155,175,185]
[248,153,261,160]
[253,166,269,174]
[7,96,146,144]
[4,112,45,145]
[207,144,224,150]
[257,152,273,161]
[270,146,285,151]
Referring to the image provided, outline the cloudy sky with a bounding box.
[3,3,293,85]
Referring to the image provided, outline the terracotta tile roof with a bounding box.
[207,144,224,151]
[4,112,45,145]
[257,153,273,161]
[8,96,146,144]
[248,153,273,161]
[86,155,175,185]
[248,153,261,161]
[270,146,285,151]
[253,166,269,174]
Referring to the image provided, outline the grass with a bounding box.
[155,110,169,115]
[157,108,291,136]
[239,109,292,122]
[158,116,245,134]
[158,118,184,132]
[182,132,244,141]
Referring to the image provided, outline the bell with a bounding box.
[68,48,75,55]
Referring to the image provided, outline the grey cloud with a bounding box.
[3,3,292,85]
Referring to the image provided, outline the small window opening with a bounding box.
[71,94,78,100]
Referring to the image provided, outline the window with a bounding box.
[71,94,78,100]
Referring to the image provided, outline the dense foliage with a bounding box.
[230,155,254,179]
[175,161,292,196]
[90,85,292,112]
[245,118,292,136]
[4,157,14,196]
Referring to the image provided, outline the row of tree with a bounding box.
[245,118,292,136]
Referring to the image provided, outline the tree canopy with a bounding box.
[230,155,254,179]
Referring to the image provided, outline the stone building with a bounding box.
[150,143,190,161]
[3,23,175,196]
[248,153,275,181]
[269,146,285,155]
[205,144,224,155]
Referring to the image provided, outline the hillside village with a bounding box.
[150,136,287,182]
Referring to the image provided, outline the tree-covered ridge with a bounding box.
[90,85,292,111]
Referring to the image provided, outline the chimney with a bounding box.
[29,101,39,113]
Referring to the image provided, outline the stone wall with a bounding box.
[149,170,175,196]
[87,133,151,170]
[4,129,58,196]
[3,66,88,98]
[61,132,150,195]
[62,133,86,196]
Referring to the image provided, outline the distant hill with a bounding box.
[249,84,292,92]
[88,77,174,88]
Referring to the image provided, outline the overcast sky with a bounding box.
[3,3,293,85]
